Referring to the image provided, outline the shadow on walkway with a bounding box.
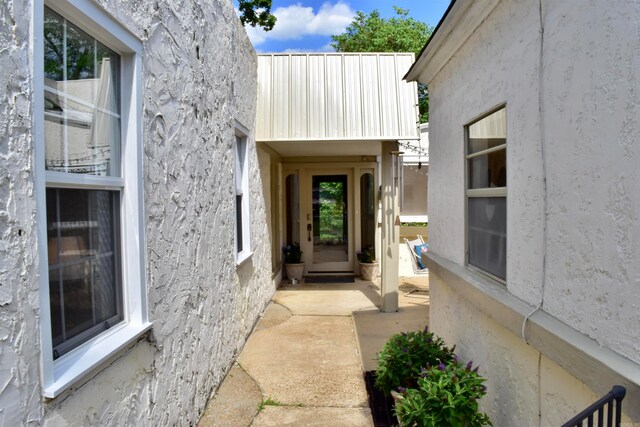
[198,275,429,427]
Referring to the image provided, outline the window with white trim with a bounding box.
[234,123,251,263]
[37,1,150,398]
[465,107,507,281]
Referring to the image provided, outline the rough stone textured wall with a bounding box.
[0,0,274,425]
[0,0,43,424]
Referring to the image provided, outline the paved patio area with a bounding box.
[198,275,429,427]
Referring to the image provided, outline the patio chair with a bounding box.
[404,235,429,275]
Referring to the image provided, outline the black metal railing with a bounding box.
[561,385,626,427]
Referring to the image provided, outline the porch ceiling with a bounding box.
[262,140,383,158]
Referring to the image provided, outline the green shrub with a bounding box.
[394,359,492,427]
[282,243,302,263]
[356,246,375,263]
[374,329,455,395]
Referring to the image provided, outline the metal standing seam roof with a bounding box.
[256,53,420,142]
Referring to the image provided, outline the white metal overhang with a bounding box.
[257,52,420,153]
[261,139,383,158]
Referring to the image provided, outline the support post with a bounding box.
[380,141,399,312]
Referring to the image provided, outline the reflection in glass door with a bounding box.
[360,173,375,251]
[312,175,348,263]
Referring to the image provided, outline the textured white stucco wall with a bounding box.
[431,275,634,426]
[540,0,640,365]
[0,0,274,425]
[425,0,640,423]
[0,0,42,423]
[428,0,545,304]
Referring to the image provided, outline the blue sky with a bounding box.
[242,0,451,53]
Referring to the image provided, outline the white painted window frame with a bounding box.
[464,105,507,284]
[234,120,252,265]
[33,0,151,398]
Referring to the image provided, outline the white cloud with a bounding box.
[308,2,355,35]
[246,1,355,47]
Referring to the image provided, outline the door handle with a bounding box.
[307,223,312,241]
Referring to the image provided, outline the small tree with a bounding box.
[331,7,433,122]
[237,0,276,31]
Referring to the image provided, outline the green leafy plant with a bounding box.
[282,243,302,263]
[356,246,376,263]
[400,222,428,227]
[394,359,492,427]
[375,329,455,395]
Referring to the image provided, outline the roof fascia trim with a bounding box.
[405,0,501,84]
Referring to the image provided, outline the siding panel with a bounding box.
[325,55,345,138]
[272,56,290,138]
[396,55,418,136]
[308,55,326,138]
[379,55,400,136]
[361,55,381,137]
[290,55,308,139]
[256,53,419,141]
[343,55,363,138]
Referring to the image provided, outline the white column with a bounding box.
[380,141,399,312]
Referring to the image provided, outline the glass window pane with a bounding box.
[467,138,505,155]
[468,149,506,189]
[46,188,122,357]
[467,108,506,154]
[236,195,243,253]
[360,173,375,250]
[44,7,121,177]
[312,175,348,263]
[285,174,300,246]
[468,197,506,280]
[235,136,246,192]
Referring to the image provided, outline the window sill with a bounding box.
[236,250,254,267]
[43,321,153,399]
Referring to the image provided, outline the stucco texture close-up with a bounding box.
[0,0,274,425]
[539,0,640,366]
[427,0,545,306]
[0,0,43,424]
[423,0,640,423]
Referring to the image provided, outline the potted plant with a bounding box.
[283,243,304,283]
[375,329,456,396]
[393,359,492,427]
[357,246,378,280]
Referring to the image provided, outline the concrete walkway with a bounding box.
[198,275,429,427]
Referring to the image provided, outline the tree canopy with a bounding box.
[237,0,276,31]
[331,7,433,123]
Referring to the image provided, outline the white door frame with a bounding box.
[282,161,377,275]
[302,168,354,273]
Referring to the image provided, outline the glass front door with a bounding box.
[304,171,353,272]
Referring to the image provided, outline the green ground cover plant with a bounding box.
[375,329,492,426]
[394,359,492,427]
[375,329,455,395]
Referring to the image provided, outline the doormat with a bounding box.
[364,371,395,427]
[304,276,355,283]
